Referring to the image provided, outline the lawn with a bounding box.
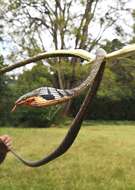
[1,121,135,190]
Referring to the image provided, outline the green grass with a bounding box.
[1,121,135,190]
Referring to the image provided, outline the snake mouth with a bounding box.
[11,97,36,112]
[11,100,27,112]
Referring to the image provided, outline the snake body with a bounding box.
[0,49,107,167]
[14,49,106,109]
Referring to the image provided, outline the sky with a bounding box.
[90,0,134,42]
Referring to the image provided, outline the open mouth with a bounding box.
[11,100,26,112]
[11,97,36,112]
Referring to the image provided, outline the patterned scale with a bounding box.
[37,87,74,101]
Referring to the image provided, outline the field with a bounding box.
[1,121,135,190]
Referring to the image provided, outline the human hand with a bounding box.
[0,135,12,151]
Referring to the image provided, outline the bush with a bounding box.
[9,105,62,128]
[72,95,135,120]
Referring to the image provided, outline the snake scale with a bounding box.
[0,48,106,167]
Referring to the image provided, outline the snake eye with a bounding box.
[25,97,35,104]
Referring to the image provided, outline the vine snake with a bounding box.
[0,48,107,167]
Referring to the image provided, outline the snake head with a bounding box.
[11,89,41,112]
[11,87,72,112]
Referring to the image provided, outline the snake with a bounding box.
[0,48,107,167]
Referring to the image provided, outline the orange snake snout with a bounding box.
[11,97,36,112]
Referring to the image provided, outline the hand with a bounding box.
[0,135,12,151]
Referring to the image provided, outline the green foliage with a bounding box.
[99,39,135,100]
[72,93,135,121]
[0,56,14,125]
[14,63,52,95]
[99,63,135,100]
[102,39,124,52]
[11,106,62,127]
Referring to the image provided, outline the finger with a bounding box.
[5,142,12,147]
[4,140,11,146]
[0,135,9,140]
[3,137,11,143]
[4,136,11,141]
[0,136,12,145]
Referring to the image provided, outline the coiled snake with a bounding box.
[0,48,107,167]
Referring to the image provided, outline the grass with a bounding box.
[1,121,135,190]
